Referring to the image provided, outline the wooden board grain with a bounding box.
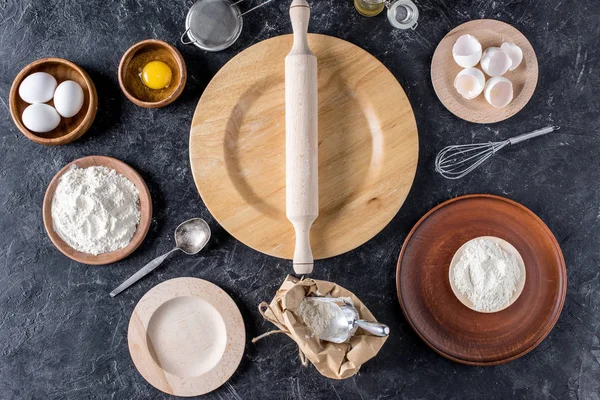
[190,34,419,260]
[431,19,538,124]
[42,156,152,265]
[128,278,245,397]
[396,194,566,365]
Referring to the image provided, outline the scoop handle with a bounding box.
[286,0,318,274]
[355,320,390,337]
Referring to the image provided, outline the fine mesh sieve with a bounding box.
[181,0,273,52]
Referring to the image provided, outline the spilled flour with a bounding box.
[452,238,521,312]
[51,165,141,255]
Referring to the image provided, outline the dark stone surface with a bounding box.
[1,0,599,399]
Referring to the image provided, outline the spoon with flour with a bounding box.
[110,218,211,297]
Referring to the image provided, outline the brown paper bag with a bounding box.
[255,275,388,379]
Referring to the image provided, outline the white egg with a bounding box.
[452,35,482,68]
[22,103,61,133]
[53,80,84,118]
[454,68,486,99]
[480,47,512,77]
[484,76,514,108]
[18,72,57,104]
[500,42,523,71]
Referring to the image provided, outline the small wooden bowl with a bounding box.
[449,236,526,313]
[9,58,98,145]
[118,39,187,108]
[43,156,152,265]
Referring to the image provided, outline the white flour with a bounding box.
[51,166,141,255]
[297,298,336,338]
[452,238,521,312]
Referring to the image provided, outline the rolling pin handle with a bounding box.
[289,0,311,54]
[291,217,315,274]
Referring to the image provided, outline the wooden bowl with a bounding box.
[43,156,152,265]
[9,58,98,145]
[396,194,566,365]
[118,39,187,108]
[448,236,526,313]
[431,20,538,124]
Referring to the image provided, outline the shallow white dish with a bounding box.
[448,236,526,313]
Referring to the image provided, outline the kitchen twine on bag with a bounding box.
[252,302,309,366]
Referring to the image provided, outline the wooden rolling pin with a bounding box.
[286,0,318,274]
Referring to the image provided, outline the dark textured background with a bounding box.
[1,0,599,399]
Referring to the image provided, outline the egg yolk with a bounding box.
[141,61,172,90]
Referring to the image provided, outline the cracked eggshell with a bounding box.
[454,68,486,99]
[500,42,523,71]
[480,47,512,77]
[484,76,514,108]
[452,34,483,68]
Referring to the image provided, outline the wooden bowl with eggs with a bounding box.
[118,39,187,108]
[9,58,98,145]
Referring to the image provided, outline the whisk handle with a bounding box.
[508,126,558,145]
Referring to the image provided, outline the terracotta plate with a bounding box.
[431,19,538,124]
[43,156,152,265]
[128,278,245,397]
[396,194,566,365]
[190,34,419,260]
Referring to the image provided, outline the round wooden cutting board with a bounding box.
[190,34,419,260]
[396,194,566,365]
[431,19,538,124]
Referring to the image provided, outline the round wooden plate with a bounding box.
[190,34,419,260]
[396,194,566,365]
[42,156,152,265]
[128,277,245,397]
[431,20,538,124]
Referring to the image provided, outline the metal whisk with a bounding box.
[435,126,558,179]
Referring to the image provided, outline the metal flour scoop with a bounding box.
[299,297,390,343]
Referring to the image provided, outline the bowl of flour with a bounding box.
[449,236,526,313]
[43,156,152,265]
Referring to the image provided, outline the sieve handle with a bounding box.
[508,126,558,145]
[180,27,195,45]
[239,0,274,16]
[286,0,318,274]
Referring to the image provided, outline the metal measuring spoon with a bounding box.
[302,297,390,343]
[110,218,211,297]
